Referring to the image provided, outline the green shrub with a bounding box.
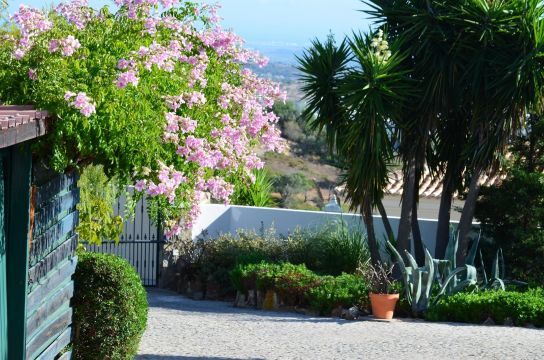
[179,222,370,299]
[307,273,370,315]
[230,262,369,314]
[194,230,287,296]
[285,222,369,276]
[272,263,321,305]
[426,289,544,327]
[72,252,148,360]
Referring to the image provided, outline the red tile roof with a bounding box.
[0,105,50,148]
[336,168,504,199]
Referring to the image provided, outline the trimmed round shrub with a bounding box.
[72,251,148,359]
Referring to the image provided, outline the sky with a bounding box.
[7,0,371,61]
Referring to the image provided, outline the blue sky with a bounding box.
[8,0,369,44]
[7,0,371,61]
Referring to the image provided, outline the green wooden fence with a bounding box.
[0,151,8,360]
[0,146,79,360]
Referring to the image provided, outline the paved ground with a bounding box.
[137,289,543,360]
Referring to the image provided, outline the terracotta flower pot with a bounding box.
[369,293,399,320]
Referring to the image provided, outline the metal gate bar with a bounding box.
[86,190,164,287]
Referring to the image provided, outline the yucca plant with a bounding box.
[231,169,276,208]
[298,30,414,265]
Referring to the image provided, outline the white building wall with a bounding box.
[192,204,463,256]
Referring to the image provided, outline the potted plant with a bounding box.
[363,262,399,320]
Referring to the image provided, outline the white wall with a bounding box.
[192,204,464,256]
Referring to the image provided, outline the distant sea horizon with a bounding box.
[246,42,306,65]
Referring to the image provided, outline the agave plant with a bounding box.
[387,230,527,316]
[387,241,477,316]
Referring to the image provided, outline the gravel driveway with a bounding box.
[137,289,543,360]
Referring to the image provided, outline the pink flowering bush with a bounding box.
[0,0,285,239]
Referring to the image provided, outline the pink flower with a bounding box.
[48,40,59,53]
[13,48,26,60]
[116,70,140,89]
[55,1,93,30]
[28,69,37,80]
[135,180,147,192]
[60,35,81,56]
[65,91,96,117]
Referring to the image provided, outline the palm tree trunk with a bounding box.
[435,161,456,259]
[397,157,416,260]
[362,202,380,266]
[412,167,425,264]
[456,166,484,264]
[377,200,394,242]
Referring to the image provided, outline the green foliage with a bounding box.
[177,221,370,297]
[475,112,544,285]
[387,233,525,316]
[307,273,370,315]
[272,172,313,205]
[272,263,321,304]
[230,262,369,314]
[231,169,276,208]
[476,169,544,285]
[426,289,544,327]
[284,221,370,276]
[72,251,148,360]
[76,165,123,245]
[387,237,478,315]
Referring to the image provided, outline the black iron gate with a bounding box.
[86,192,165,286]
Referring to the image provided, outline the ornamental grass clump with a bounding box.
[0,0,285,241]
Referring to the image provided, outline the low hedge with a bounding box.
[72,251,148,359]
[230,262,369,315]
[426,289,544,327]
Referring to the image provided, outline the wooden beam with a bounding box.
[25,307,72,360]
[34,327,71,360]
[26,258,77,314]
[6,144,32,360]
[0,118,48,150]
[28,235,78,288]
[29,212,78,267]
[26,281,74,339]
[32,189,80,237]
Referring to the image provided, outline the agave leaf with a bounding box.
[412,269,423,314]
[419,269,432,313]
[405,250,419,269]
[424,248,435,294]
[465,231,480,266]
[498,248,505,279]
[491,249,500,279]
[485,278,506,291]
[387,242,412,303]
[445,230,458,268]
[433,259,451,287]
[451,278,478,294]
[479,249,488,285]
[435,266,472,300]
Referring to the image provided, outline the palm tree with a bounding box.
[297,32,414,264]
[300,0,544,264]
[364,0,544,262]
